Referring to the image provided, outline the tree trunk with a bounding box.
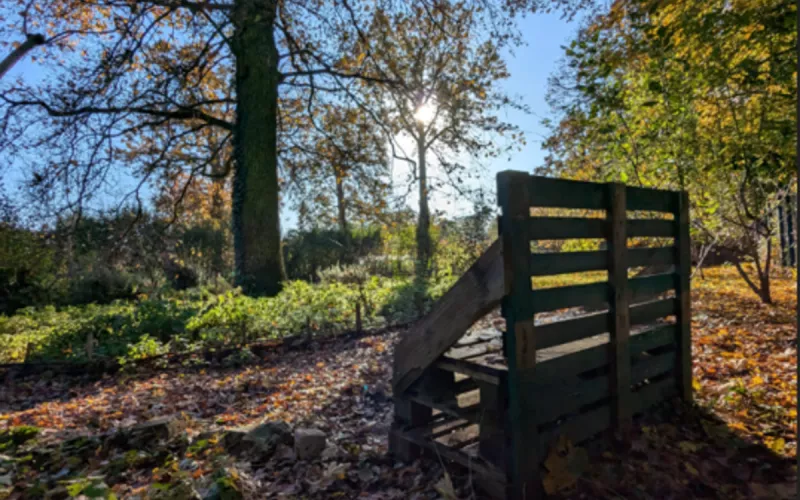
[0,34,45,80]
[231,0,285,296]
[335,170,351,259]
[335,171,349,235]
[415,129,432,278]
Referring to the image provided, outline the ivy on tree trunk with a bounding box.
[231,0,285,296]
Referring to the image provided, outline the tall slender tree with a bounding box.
[357,3,527,278]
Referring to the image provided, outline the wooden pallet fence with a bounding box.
[390,171,692,500]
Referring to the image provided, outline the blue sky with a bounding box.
[2,10,581,228]
[399,11,581,220]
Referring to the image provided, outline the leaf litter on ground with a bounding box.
[0,266,796,498]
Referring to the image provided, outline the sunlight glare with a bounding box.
[414,102,437,124]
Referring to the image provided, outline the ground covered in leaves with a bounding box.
[0,266,796,499]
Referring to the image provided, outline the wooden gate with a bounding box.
[390,171,692,499]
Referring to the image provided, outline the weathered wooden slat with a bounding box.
[538,403,610,456]
[627,219,676,238]
[628,246,676,268]
[629,273,675,304]
[528,176,608,209]
[632,376,678,413]
[608,183,632,428]
[498,169,541,499]
[530,246,675,276]
[452,435,482,450]
[436,357,504,386]
[534,325,677,383]
[430,420,473,440]
[631,352,675,382]
[530,250,607,276]
[537,376,677,456]
[629,297,678,325]
[392,428,507,482]
[390,396,434,461]
[529,375,609,425]
[453,377,479,395]
[393,239,504,394]
[676,191,692,403]
[478,380,507,468]
[448,341,498,361]
[629,324,677,354]
[406,390,482,423]
[528,346,676,425]
[536,311,609,350]
[529,217,606,240]
[532,281,609,313]
[626,186,679,213]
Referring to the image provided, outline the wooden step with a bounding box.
[406,390,482,423]
[436,357,505,386]
[391,427,507,483]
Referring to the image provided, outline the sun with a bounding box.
[413,102,437,124]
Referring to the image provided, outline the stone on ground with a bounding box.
[294,428,326,460]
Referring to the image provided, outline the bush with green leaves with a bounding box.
[0,269,458,365]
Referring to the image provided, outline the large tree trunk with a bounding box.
[415,129,432,278]
[231,0,285,296]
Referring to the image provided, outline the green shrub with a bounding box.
[68,267,142,306]
[0,272,456,365]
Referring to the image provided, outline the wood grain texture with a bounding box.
[392,239,505,394]
[676,191,693,402]
[498,170,540,500]
[608,183,632,427]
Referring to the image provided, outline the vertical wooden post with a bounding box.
[389,396,432,461]
[676,191,693,402]
[497,171,539,500]
[608,183,631,427]
[478,379,507,469]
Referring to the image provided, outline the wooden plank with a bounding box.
[629,324,677,354]
[532,281,609,313]
[676,191,692,402]
[632,376,678,413]
[608,183,632,428]
[430,420,473,440]
[390,396,434,461]
[626,186,679,213]
[529,217,606,240]
[393,428,507,482]
[393,239,504,394]
[536,311,609,350]
[538,403,611,456]
[530,250,607,276]
[478,380,507,468]
[448,341,498,361]
[436,357,504,386]
[529,374,610,425]
[537,376,677,457]
[629,272,675,304]
[535,325,677,383]
[528,176,607,209]
[629,298,677,326]
[628,219,676,237]
[528,347,676,425]
[628,246,675,268]
[531,247,674,276]
[406,391,482,423]
[453,378,479,395]
[498,170,540,500]
[631,352,676,383]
